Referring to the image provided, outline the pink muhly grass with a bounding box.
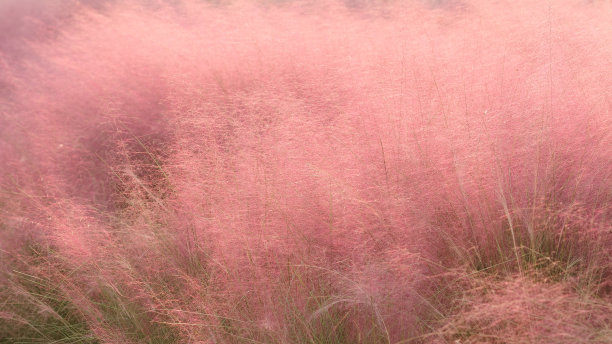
[0,0,610,343]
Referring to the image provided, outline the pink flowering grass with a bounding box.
[1,0,610,343]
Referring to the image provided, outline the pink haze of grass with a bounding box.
[0,0,611,343]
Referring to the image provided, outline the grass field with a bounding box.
[1,0,610,343]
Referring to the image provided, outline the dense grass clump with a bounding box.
[1,0,610,342]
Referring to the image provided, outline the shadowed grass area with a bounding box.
[93,285,179,344]
[0,255,98,344]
